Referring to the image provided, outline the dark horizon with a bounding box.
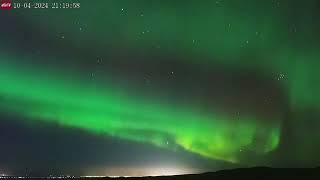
[1,167,320,179]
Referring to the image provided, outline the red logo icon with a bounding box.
[1,0,12,10]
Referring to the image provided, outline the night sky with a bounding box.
[1,0,320,177]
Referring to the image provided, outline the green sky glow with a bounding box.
[0,55,280,163]
[1,0,320,168]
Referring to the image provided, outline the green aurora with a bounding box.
[0,55,280,163]
[1,0,320,168]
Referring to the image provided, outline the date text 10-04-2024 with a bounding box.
[13,2,80,9]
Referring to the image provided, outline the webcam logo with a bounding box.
[1,0,12,10]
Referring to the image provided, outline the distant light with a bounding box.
[109,176,120,178]
[81,175,105,178]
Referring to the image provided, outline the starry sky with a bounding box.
[0,0,320,177]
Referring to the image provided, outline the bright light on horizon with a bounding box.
[84,166,203,177]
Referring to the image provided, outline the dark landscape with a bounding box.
[1,167,320,180]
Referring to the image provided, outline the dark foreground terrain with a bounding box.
[2,167,320,180]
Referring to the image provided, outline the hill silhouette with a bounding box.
[2,167,320,179]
